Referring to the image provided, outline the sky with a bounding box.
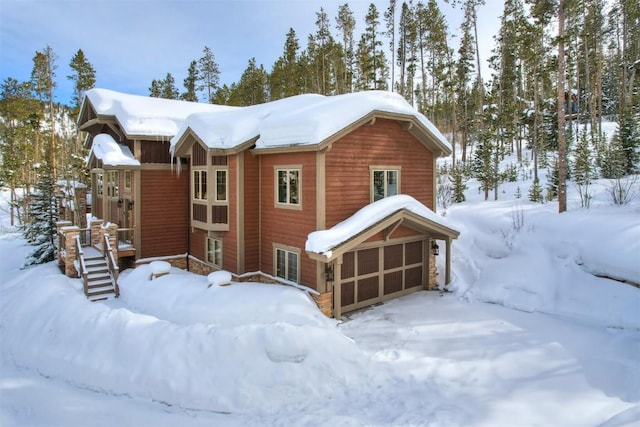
[0,0,502,107]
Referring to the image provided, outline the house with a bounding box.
[77,88,459,318]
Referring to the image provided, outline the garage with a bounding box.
[339,238,428,313]
[306,195,460,319]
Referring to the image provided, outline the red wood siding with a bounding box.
[189,228,206,261]
[139,169,188,259]
[259,152,317,288]
[243,151,260,272]
[325,118,434,228]
[223,155,239,273]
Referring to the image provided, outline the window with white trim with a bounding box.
[124,170,131,191]
[96,172,103,196]
[215,169,227,202]
[275,247,299,282]
[193,170,207,200]
[372,169,399,202]
[206,237,222,267]
[276,168,300,206]
[106,170,119,198]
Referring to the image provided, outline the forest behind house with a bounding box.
[1,0,638,264]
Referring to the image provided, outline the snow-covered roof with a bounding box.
[90,134,140,166]
[84,88,237,138]
[306,195,458,259]
[171,91,451,154]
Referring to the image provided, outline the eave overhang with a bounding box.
[306,208,459,263]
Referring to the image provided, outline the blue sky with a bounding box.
[0,0,501,106]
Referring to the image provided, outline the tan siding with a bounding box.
[325,118,434,228]
[243,151,260,272]
[139,169,188,258]
[259,152,317,289]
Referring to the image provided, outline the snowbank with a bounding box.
[443,198,640,330]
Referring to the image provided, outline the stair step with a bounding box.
[88,279,113,288]
[87,267,108,275]
[87,284,115,293]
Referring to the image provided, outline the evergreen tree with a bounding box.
[181,60,199,102]
[198,46,221,104]
[573,127,596,207]
[67,49,96,117]
[384,0,397,91]
[22,162,58,266]
[149,79,162,97]
[529,178,544,202]
[336,3,356,93]
[160,73,179,99]
[31,46,58,179]
[0,78,39,225]
[450,162,467,202]
[269,28,302,100]
[235,58,268,106]
[362,3,388,90]
[616,109,640,174]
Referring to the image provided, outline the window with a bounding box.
[124,170,131,191]
[106,171,119,198]
[275,247,299,282]
[276,168,300,206]
[215,169,227,202]
[372,169,399,202]
[206,237,222,267]
[193,170,207,200]
[96,172,103,196]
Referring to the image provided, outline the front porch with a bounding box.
[56,219,135,300]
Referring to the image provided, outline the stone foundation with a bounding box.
[136,255,188,270]
[312,292,333,317]
[428,252,438,290]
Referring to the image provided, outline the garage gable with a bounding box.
[306,195,459,263]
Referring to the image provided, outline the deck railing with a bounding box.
[117,227,135,250]
[75,235,89,296]
[103,234,120,297]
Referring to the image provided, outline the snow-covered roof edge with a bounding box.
[306,195,459,259]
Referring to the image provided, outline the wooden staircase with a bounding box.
[75,236,120,302]
[84,254,118,301]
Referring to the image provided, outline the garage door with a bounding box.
[340,238,426,313]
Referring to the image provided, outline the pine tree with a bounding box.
[451,163,467,202]
[198,46,221,104]
[31,46,58,179]
[0,78,39,225]
[573,127,595,207]
[384,0,397,92]
[67,49,96,116]
[181,60,199,102]
[616,109,640,174]
[336,3,356,93]
[529,178,544,202]
[235,58,268,106]
[22,162,58,266]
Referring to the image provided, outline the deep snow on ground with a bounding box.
[1,145,640,426]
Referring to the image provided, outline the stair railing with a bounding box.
[75,235,89,296]
[103,234,120,298]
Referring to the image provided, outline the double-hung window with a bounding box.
[124,170,131,191]
[275,246,299,282]
[96,172,103,196]
[106,171,119,198]
[206,237,223,267]
[215,169,227,202]
[193,170,207,200]
[276,167,300,207]
[371,168,399,202]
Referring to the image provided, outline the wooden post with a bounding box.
[445,237,452,285]
[333,257,342,320]
[103,222,119,262]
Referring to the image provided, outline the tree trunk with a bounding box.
[557,0,567,213]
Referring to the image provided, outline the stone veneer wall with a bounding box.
[428,252,438,290]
